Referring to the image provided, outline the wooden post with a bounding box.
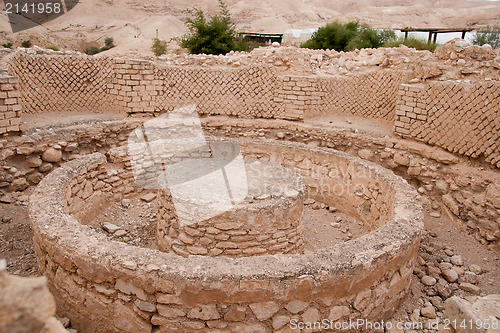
[404,30,408,41]
[461,31,466,39]
[427,31,433,44]
[433,32,438,44]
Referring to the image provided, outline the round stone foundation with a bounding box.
[157,159,305,257]
[29,137,423,333]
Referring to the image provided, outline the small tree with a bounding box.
[104,37,115,48]
[21,40,32,48]
[302,21,358,50]
[151,38,167,56]
[301,20,395,51]
[347,25,395,50]
[472,26,500,49]
[2,42,13,48]
[179,0,254,55]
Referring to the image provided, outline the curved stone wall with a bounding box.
[30,138,423,333]
[157,160,305,257]
[2,116,496,242]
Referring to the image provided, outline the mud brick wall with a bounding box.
[109,60,294,119]
[7,55,402,123]
[0,75,21,134]
[310,70,403,123]
[395,82,500,168]
[276,75,320,121]
[8,54,116,114]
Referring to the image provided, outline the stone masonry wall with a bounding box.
[0,75,21,134]
[203,117,500,244]
[395,82,500,168]
[156,187,305,258]
[30,141,422,333]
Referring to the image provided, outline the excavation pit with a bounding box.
[29,137,423,333]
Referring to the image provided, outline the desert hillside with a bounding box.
[1,0,499,55]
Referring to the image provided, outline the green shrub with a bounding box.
[21,40,32,48]
[46,45,60,51]
[301,21,395,51]
[384,37,437,51]
[84,37,116,55]
[104,37,115,48]
[151,38,167,56]
[85,46,101,55]
[2,42,13,48]
[179,0,255,55]
[472,26,500,49]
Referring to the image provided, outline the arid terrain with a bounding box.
[1,0,500,57]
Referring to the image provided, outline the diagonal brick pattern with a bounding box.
[395,82,500,168]
[315,70,403,123]
[9,54,116,114]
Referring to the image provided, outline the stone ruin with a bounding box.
[0,39,499,332]
[30,138,422,332]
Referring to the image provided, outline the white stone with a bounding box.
[114,230,127,237]
[444,295,500,333]
[187,304,220,320]
[285,300,309,314]
[442,268,459,283]
[481,44,492,52]
[329,306,350,321]
[122,261,137,270]
[102,222,121,234]
[421,306,436,319]
[421,275,437,286]
[450,255,463,266]
[454,40,470,48]
[249,302,280,321]
[41,148,62,163]
[141,193,157,202]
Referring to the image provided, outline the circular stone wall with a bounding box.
[29,137,423,333]
[157,159,305,257]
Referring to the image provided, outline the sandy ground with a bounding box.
[90,194,369,253]
[1,0,499,57]
[305,114,394,137]
[21,111,127,131]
